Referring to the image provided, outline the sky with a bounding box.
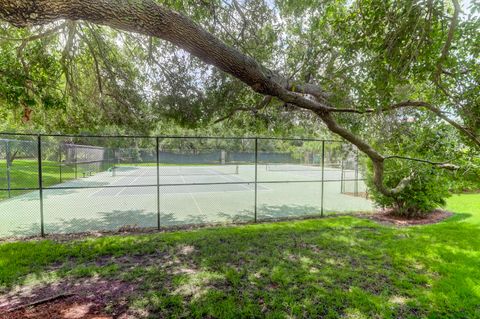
[461,0,479,18]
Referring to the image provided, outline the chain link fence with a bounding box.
[0,133,372,237]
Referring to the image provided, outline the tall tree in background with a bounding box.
[0,0,478,215]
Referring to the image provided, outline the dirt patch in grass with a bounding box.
[0,277,136,318]
[366,209,453,226]
[1,296,112,319]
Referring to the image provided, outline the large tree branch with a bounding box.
[385,155,459,170]
[421,104,480,148]
[328,101,434,114]
[284,81,332,103]
[330,100,480,148]
[0,0,330,108]
[0,0,419,198]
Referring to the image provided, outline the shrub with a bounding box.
[365,159,452,217]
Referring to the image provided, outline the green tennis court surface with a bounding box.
[0,164,373,237]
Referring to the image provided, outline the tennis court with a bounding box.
[0,135,374,237]
[0,163,372,237]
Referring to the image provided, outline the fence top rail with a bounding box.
[0,132,344,143]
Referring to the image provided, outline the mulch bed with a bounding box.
[0,278,136,319]
[365,209,453,226]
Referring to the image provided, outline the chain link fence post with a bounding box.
[59,143,63,183]
[37,135,45,237]
[354,149,359,196]
[5,139,11,198]
[254,138,258,223]
[321,140,325,217]
[156,136,161,230]
[74,146,78,179]
[340,159,344,193]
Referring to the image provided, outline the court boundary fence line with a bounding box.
[0,132,367,237]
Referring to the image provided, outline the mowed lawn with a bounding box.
[0,194,479,318]
[0,160,77,201]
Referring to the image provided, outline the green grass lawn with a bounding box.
[0,160,78,200]
[0,159,119,201]
[0,194,479,318]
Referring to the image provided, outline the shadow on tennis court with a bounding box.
[6,204,333,237]
[215,204,325,222]
[9,210,157,236]
[257,204,323,219]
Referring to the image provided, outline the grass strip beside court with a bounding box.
[0,194,479,318]
[0,160,78,201]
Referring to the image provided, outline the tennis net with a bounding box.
[265,163,343,172]
[111,164,240,177]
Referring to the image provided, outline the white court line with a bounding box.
[210,168,273,192]
[181,174,203,215]
[266,170,326,183]
[87,169,141,198]
[88,165,272,198]
[114,187,273,197]
[88,187,106,198]
[204,166,275,192]
[206,168,252,191]
[114,169,148,197]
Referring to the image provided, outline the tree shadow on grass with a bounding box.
[1,210,479,318]
[145,215,480,318]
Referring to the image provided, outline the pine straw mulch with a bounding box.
[363,209,453,227]
[0,277,136,319]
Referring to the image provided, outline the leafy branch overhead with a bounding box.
[0,0,478,205]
